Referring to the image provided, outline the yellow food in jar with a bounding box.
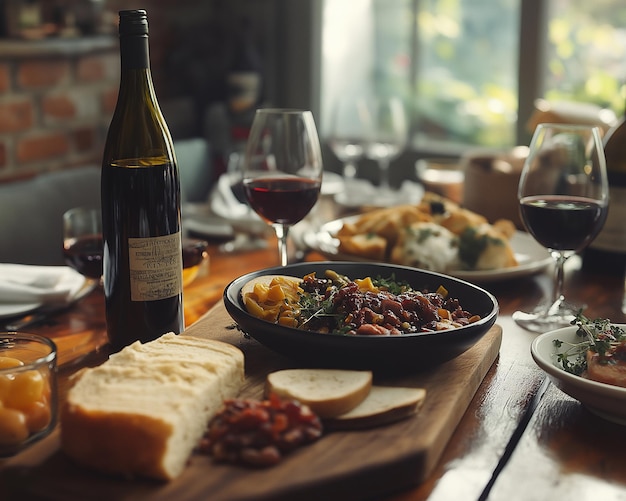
[0,407,29,445]
[0,356,52,444]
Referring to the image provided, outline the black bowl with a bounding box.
[223,262,499,372]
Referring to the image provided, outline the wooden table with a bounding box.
[2,238,626,500]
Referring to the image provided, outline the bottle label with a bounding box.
[128,232,183,301]
[591,185,626,253]
[227,71,261,113]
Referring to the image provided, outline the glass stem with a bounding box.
[274,223,290,266]
[379,158,391,191]
[343,161,357,180]
[549,251,568,309]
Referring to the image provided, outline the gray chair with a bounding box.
[175,137,213,203]
[0,166,101,265]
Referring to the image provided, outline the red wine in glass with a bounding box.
[63,234,104,279]
[245,177,321,225]
[520,195,607,251]
[512,123,608,333]
[244,109,323,266]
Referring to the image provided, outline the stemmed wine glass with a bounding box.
[328,97,370,181]
[512,124,608,332]
[243,109,323,266]
[62,207,103,284]
[364,96,408,200]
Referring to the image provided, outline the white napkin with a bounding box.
[210,173,254,220]
[0,264,86,305]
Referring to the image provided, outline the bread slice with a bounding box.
[61,333,244,481]
[265,369,372,418]
[337,233,388,261]
[324,386,426,430]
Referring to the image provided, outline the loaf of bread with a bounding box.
[61,333,244,481]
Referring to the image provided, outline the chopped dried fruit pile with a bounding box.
[199,394,323,467]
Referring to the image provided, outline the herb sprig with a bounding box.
[553,311,626,375]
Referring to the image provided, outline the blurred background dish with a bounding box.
[416,158,465,205]
[302,216,552,283]
[0,265,88,321]
[334,179,424,209]
[461,146,528,230]
[0,303,41,320]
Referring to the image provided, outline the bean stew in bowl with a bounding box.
[224,262,499,372]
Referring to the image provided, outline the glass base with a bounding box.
[513,298,583,333]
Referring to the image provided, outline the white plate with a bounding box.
[531,325,626,425]
[334,179,425,209]
[0,302,41,320]
[303,216,552,283]
[0,266,88,320]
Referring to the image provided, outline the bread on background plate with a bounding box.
[61,333,244,481]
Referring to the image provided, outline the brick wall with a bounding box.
[0,41,119,181]
[0,0,269,182]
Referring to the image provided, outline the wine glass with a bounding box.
[364,96,408,199]
[328,97,370,181]
[512,124,608,332]
[226,151,249,206]
[243,109,323,266]
[62,207,103,284]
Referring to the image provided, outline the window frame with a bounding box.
[276,0,563,175]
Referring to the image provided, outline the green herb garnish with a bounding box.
[553,311,626,375]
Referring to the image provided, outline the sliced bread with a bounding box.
[61,333,244,481]
[324,386,426,430]
[265,368,372,418]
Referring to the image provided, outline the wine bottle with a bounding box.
[101,9,184,351]
[226,16,264,117]
[582,105,626,275]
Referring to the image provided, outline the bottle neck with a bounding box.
[117,33,156,105]
[120,33,150,70]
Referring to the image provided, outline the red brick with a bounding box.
[16,133,70,163]
[101,86,118,115]
[0,142,7,168]
[18,60,69,89]
[0,64,11,93]
[73,126,96,152]
[0,99,34,133]
[42,94,76,119]
[77,55,105,82]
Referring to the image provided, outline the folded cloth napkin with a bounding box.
[0,264,86,305]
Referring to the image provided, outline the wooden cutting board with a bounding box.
[1,303,502,501]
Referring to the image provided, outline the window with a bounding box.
[321,0,626,156]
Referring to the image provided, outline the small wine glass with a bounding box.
[62,207,103,284]
[328,96,370,181]
[512,123,608,332]
[243,109,323,266]
[364,96,408,199]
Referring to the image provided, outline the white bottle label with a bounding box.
[128,232,183,301]
[592,185,626,253]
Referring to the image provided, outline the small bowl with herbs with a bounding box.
[531,313,626,425]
